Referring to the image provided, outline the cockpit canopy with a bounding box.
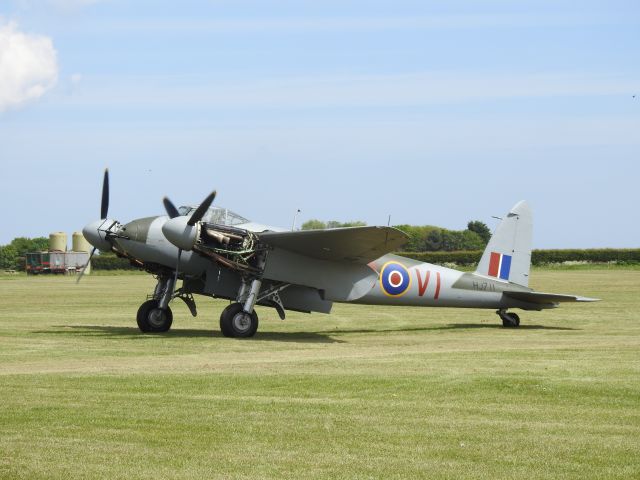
[178,206,250,226]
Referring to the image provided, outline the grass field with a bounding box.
[1,270,639,479]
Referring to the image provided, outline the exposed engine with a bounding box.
[193,223,264,273]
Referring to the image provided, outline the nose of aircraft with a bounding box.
[82,219,114,251]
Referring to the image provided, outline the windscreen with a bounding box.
[178,206,249,226]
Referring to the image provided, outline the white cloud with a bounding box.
[0,21,58,112]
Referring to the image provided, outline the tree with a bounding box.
[3,237,49,271]
[327,220,366,228]
[0,245,18,269]
[424,230,443,251]
[301,220,367,230]
[342,220,367,228]
[301,219,327,230]
[467,221,491,244]
[325,221,343,229]
[441,230,464,251]
[459,230,486,250]
[10,237,49,255]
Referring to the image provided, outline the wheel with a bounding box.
[501,312,520,328]
[220,302,258,338]
[136,299,173,333]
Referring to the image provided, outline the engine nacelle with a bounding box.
[82,218,118,252]
[161,216,201,251]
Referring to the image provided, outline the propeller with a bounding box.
[78,168,110,284]
[172,248,182,292]
[76,247,97,284]
[162,196,185,288]
[100,168,109,220]
[163,197,180,219]
[162,190,217,290]
[161,191,216,251]
[187,191,216,226]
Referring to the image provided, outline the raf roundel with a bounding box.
[380,261,412,297]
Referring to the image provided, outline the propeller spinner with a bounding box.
[161,191,216,251]
[78,168,113,282]
[161,190,217,290]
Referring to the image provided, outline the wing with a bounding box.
[504,291,600,304]
[258,226,408,264]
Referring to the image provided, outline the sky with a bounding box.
[1,0,638,248]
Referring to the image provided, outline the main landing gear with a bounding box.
[136,275,197,333]
[220,269,264,338]
[497,309,520,328]
[220,249,292,338]
[136,250,282,337]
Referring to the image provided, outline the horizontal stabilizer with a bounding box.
[258,226,408,264]
[504,291,600,305]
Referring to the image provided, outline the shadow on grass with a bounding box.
[304,323,579,335]
[443,323,579,331]
[33,322,578,344]
[33,325,344,343]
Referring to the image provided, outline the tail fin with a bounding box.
[476,201,532,287]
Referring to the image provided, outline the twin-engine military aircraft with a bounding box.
[81,170,596,336]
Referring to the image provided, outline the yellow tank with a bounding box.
[49,232,67,252]
[72,232,91,253]
[72,232,92,275]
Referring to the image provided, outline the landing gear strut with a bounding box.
[497,309,520,328]
[137,276,175,333]
[220,253,266,338]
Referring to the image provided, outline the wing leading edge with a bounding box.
[258,226,408,264]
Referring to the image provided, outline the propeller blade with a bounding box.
[163,197,180,219]
[76,247,97,284]
[100,169,110,220]
[188,191,216,226]
[173,248,182,290]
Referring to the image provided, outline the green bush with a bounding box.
[1,237,49,271]
[395,224,487,252]
[397,249,640,266]
[92,254,137,271]
[397,251,483,266]
[531,249,640,265]
[301,220,367,230]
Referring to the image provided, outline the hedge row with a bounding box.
[531,249,640,264]
[397,249,640,266]
[92,254,137,270]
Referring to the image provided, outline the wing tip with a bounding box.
[575,296,601,302]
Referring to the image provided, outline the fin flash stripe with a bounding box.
[489,252,512,281]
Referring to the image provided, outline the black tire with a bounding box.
[501,313,520,328]
[219,302,258,338]
[136,299,173,333]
